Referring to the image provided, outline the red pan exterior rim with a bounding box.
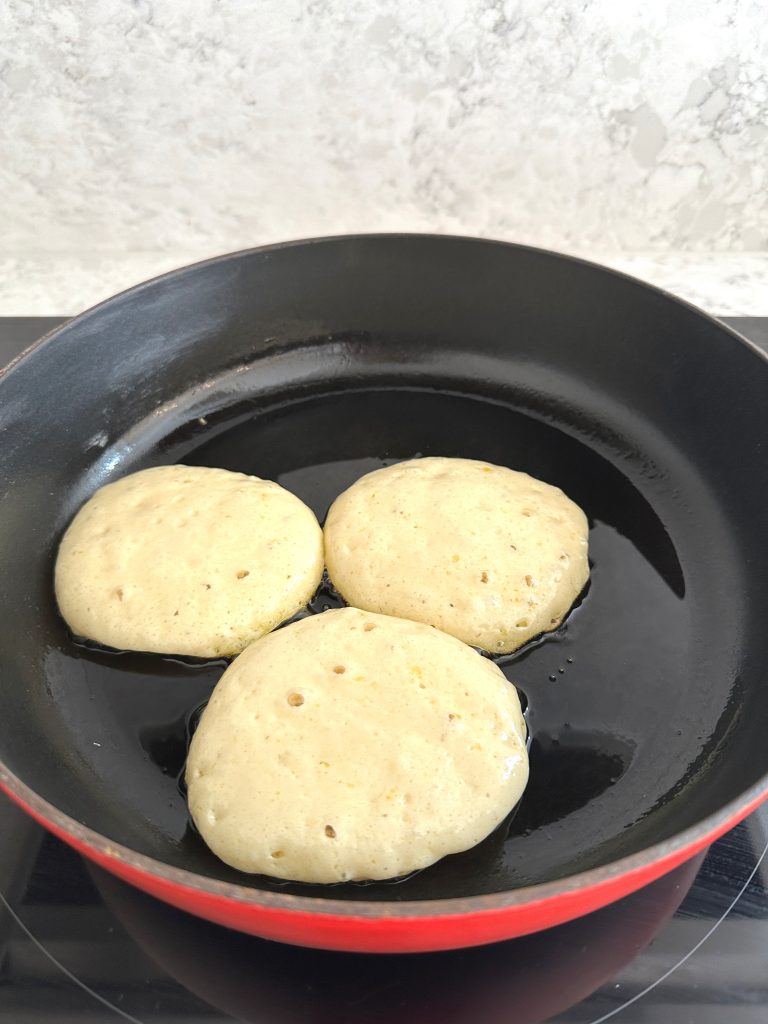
[2,235,768,953]
[2,770,767,952]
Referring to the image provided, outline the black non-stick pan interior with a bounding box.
[1,235,766,903]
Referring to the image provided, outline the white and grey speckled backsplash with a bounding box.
[0,0,766,312]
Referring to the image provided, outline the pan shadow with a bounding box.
[90,846,704,1024]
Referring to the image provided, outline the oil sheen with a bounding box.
[53,387,692,901]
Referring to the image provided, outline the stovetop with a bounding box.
[1,316,767,1024]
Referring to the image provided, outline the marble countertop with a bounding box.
[0,248,765,318]
[4,3,767,323]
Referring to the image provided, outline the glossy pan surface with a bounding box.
[1,235,766,951]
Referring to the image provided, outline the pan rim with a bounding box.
[2,233,768,921]
[3,233,768,378]
[1,766,767,919]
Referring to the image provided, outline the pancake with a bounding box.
[55,465,324,657]
[324,457,589,653]
[186,607,528,883]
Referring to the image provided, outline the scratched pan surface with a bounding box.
[1,235,767,951]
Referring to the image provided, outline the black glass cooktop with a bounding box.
[1,316,767,1024]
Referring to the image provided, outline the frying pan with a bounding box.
[0,234,766,954]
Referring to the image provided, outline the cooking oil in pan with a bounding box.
[53,385,700,900]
